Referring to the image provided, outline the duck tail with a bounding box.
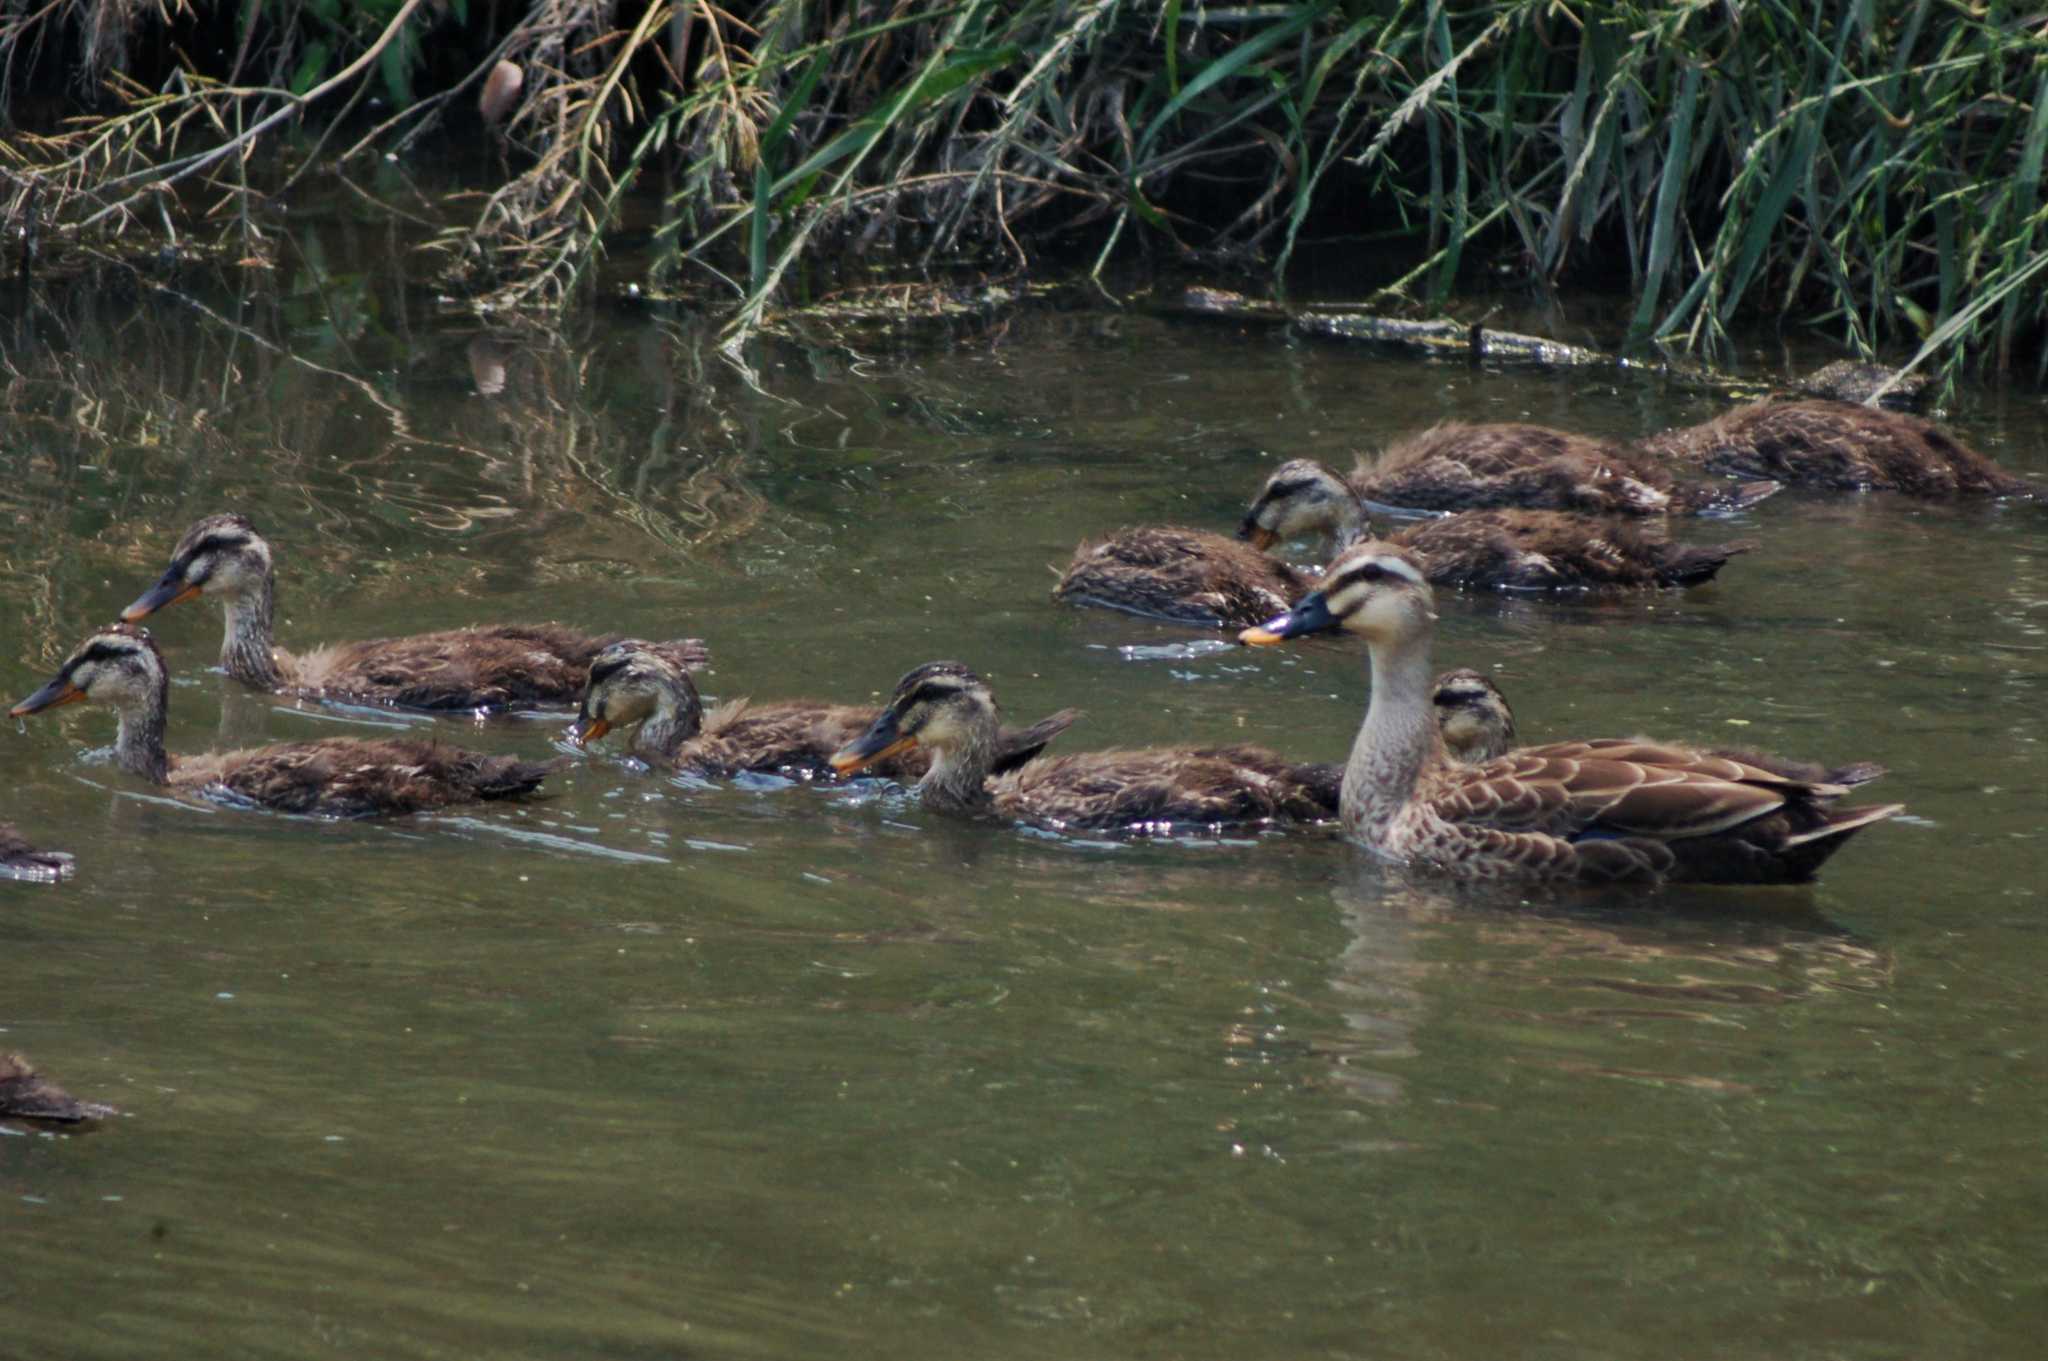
[1676,478,1781,516]
[993,708,1083,775]
[1775,801,1905,878]
[1652,538,1757,589]
[649,638,712,673]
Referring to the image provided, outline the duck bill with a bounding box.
[10,677,86,718]
[830,713,918,776]
[1239,592,1337,646]
[566,714,610,746]
[1235,519,1279,551]
[121,572,202,622]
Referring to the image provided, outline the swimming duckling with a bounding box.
[0,823,74,880]
[1427,668,1888,787]
[1639,400,2037,497]
[11,625,552,818]
[0,1053,96,1123]
[567,642,1079,781]
[1240,459,1752,592]
[1052,525,1308,629]
[1352,423,1780,516]
[830,661,1335,832]
[1238,544,1900,883]
[121,514,709,712]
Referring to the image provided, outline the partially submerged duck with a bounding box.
[1351,423,1780,516]
[11,625,552,819]
[1240,459,1752,592]
[1639,400,2036,497]
[121,514,709,712]
[568,642,1078,781]
[0,823,74,880]
[1429,668,1889,788]
[1794,360,1928,412]
[0,1053,98,1123]
[1239,543,1900,883]
[1053,525,1308,629]
[830,661,1335,832]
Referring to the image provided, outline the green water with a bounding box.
[3,256,2045,1358]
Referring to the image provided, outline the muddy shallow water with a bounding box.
[2,249,2045,1358]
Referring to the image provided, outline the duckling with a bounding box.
[120,514,710,712]
[11,625,552,819]
[0,1053,96,1123]
[829,661,1335,832]
[1427,668,1888,787]
[567,642,1079,781]
[1352,423,1781,516]
[1052,525,1309,629]
[1238,543,1900,883]
[1639,400,2037,497]
[1240,459,1752,592]
[0,823,74,880]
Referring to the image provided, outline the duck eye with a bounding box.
[1354,563,1386,583]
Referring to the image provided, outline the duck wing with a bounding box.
[299,624,709,711]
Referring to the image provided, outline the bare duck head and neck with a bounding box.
[1240,543,1442,838]
[1238,459,1369,554]
[830,662,1000,813]
[566,642,706,763]
[10,624,173,784]
[121,514,285,690]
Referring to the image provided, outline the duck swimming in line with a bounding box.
[1052,525,1308,629]
[121,514,710,712]
[830,661,1337,832]
[1240,459,1753,593]
[1349,423,1781,516]
[1238,544,1900,883]
[11,625,553,819]
[568,642,1078,781]
[1639,400,2037,497]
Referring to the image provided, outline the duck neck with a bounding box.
[1341,635,1444,840]
[917,714,999,815]
[220,573,286,691]
[114,677,172,786]
[634,684,703,763]
[1324,494,1373,553]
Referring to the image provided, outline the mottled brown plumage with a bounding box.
[569,643,1078,782]
[11,625,553,819]
[1052,526,1308,629]
[121,514,709,711]
[0,823,74,880]
[831,662,1335,832]
[1640,400,2037,497]
[0,1053,98,1123]
[1240,545,1900,884]
[1354,423,1780,516]
[1240,459,1752,592]
[1795,360,1928,412]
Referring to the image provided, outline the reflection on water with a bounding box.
[2,228,2045,1358]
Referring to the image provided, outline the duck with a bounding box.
[1052,525,1309,629]
[567,641,1079,781]
[1639,400,2037,497]
[1236,543,1901,883]
[0,823,74,880]
[1351,423,1781,516]
[0,1053,97,1123]
[1428,668,1890,788]
[1793,360,1928,412]
[1239,459,1752,592]
[828,661,1337,832]
[120,514,710,712]
[10,624,553,819]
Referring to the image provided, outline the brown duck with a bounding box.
[1053,525,1307,629]
[1240,459,1752,592]
[1,1053,100,1123]
[0,823,74,880]
[121,514,709,712]
[1239,544,1900,883]
[830,661,1335,832]
[568,642,1078,781]
[12,625,552,819]
[1352,423,1780,516]
[1640,400,2037,497]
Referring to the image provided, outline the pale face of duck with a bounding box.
[567,643,699,747]
[1238,459,1356,550]
[122,514,273,619]
[831,662,994,774]
[10,626,164,719]
[1432,669,1515,763]
[1240,543,1435,647]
